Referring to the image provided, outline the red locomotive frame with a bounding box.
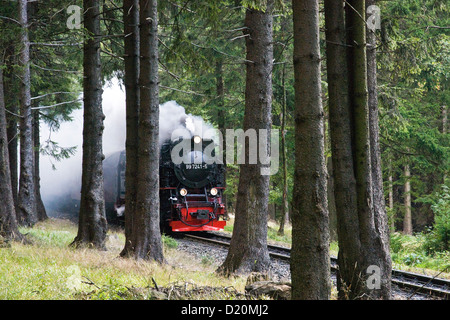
[167,187,227,232]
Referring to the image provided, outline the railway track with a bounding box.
[181,232,450,300]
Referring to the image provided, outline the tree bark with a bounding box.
[442,105,447,181]
[4,47,19,209]
[0,65,22,241]
[17,0,37,226]
[291,0,330,299]
[325,0,360,299]
[388,160,394,232]
[71,0,108,249]
[325,0,391,299]
[278,63,289,236]
[217,2,273,276]
[367,0,384,222]
[216,60,227,209]
[365,0,392,297]
[121,0,140,257]
[126,0,164,262]
[33,110,47,221]
[347,0,391,298]
[403,164,412,235]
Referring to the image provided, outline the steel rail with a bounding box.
[181,232,450,299]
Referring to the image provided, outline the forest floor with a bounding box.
[0,218,251,300]
[0,217,448,300]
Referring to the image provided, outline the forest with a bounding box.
[0,0,448,301]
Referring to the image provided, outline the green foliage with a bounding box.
[378,0,449,232]
[1,0,83,168]
[40,140,77,170]
[390,232,406,253]
[267,225,291,244]
[423,185,450,254]
[390,230,449,272]
[402,252,425,266]
[22,227,73,248]
[162,234,178,249]
[158,0,247,126]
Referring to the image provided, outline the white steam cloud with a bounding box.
[39,78,215,205]
[159,100,216,143]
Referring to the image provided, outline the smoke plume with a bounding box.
[39,79,215,210]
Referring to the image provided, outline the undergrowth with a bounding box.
[0,218,246,300]
[390,232,450,276]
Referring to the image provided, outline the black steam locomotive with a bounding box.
[107,135,227,232]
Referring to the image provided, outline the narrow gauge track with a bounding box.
[181,232,450,300]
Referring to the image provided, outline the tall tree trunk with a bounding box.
[325,0,391,299]
[442,105,447,181]
[4,46,19,209]
[72,0,107,249]
[403,164,412,235]
[325,0,360,299]
[365,0,392,297]
[121,0,140,257]
[33,110,47,221]
[216,60,227,210]
[128,0,164,262]
[291,0,330,299]
[327,157,338,241]
[346,0,391,299]
[278,63,289,236]
[17,0,37,226]
[217,2,273,276]
[0,65,22,241]
[388,160,395,232]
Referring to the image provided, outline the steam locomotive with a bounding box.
[105,135,227,233]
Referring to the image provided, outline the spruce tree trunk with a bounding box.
[17,0,37,226]
[216,60,227,209]
[366,0,392,293]
[0,66,22,241]
[388,160,395,232]
[325,0,391,299]
[403,164,412,235]
[72,0,107,249]
[278,63,289,236]
[442,105,447,181]
[33,110,47,221]
[217,2,273,276]
[129,0,164,262]
[4,47,19,208]
[325,0,361,299]
[121,0,140,257]
[340,0,391,299]
[367,0,385,222]
[291,0,330,299]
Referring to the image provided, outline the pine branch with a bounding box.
[31,99,82,110]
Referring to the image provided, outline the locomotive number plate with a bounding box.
[185,163,208,170]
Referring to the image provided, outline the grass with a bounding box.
[389,232,450,278]
[2,217,448,299]
[0,218,247,300]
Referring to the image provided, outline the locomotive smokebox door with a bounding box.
[195,210,210,220]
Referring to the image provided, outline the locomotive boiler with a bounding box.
[107,135,227,232]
